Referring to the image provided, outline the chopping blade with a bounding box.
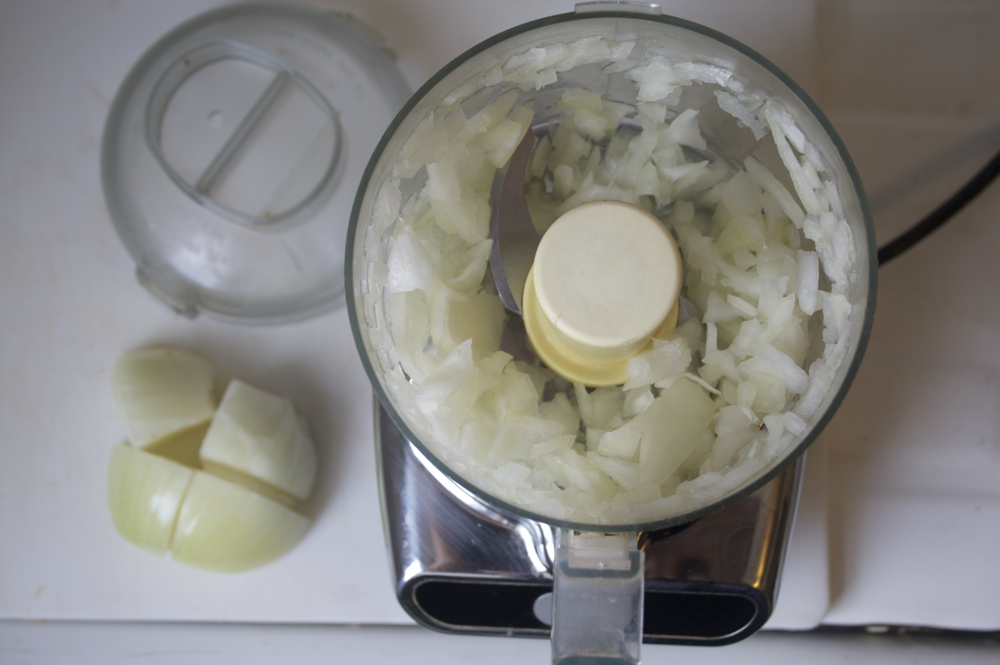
[489,129,540,316]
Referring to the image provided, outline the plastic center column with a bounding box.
[522,200,682,387]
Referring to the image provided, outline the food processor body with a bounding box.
[348,5,875,661]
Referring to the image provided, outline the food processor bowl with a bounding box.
[349,6,874,532]
[347,5,875,662]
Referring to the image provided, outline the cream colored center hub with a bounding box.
[522,200,682,387]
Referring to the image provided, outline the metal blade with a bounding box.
[489,130,540,315]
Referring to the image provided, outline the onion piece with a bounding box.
[586,452,642,490]
[171,471,310,574]
[110,348,216,448]
[635,378,716,485]
[107,443,193,556]
[199,380,317,505]
[623,338,692,390]
[744,156,805,228]
[387,226,437,296]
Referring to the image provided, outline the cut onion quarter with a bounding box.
[107,443,194,556]
[107,444,310,573]
[110,347,216,448]
[199,380,317,506]
[171,471,311,574]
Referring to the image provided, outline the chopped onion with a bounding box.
[387,226,437,296]
[622,338,691,390]
[634,378,716,485]
[361,37,861,524]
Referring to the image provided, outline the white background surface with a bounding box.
[2,0,999,662]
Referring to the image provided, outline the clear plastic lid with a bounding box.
[102,3,410,323]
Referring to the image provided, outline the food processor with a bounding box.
[347,3,876,663]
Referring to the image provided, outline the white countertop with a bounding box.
[1,0,998,662]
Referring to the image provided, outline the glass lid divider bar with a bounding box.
[194,69,291,199]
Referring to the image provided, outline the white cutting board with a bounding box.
[0,0,829,627]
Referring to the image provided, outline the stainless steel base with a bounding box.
[376,401,803,646]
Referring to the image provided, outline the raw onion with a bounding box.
[110,347,216,448]
[107,443,193,556]
[107,348,316,571]
[200,379,317,506]
[170,470,310,574]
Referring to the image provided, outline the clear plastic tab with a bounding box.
[552,530,645,665]
[574,2,662,15]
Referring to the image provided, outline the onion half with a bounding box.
[107,348,317,572]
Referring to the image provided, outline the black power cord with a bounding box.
[877,146,1000,266]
